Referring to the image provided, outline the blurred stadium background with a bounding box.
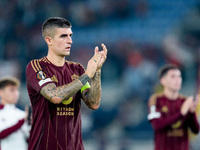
[1,0,200,149]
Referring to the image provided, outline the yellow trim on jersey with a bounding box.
[43,57,51,64]
[30,59,43,72]
[31,60,37,72]
[34,60,40,72]
[38,58,43,62]
[46,58,51,64]
[37,59,42,70]
[40,57,46,63]
[53,75,58,82]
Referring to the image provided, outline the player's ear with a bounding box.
[45,36,52,46]
[0,89,3,97]
[160,77,166,86]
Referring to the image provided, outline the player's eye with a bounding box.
[171,75,175,78]
[60,34,67,38]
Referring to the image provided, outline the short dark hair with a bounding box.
[0,77,20,89]
[42,17,72,38]
[158,64,179,79]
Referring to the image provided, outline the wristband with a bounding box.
[81,82,91,93]
[78,74,90,86]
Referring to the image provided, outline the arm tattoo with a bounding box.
[40,74,90,102]
[82,71,101,108]
[79,74,90,85]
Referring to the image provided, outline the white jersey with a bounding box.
[0,104,29,150]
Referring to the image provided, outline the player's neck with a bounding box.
[163,89,179,100]
[47,53,65,67]
[0,100,13,105]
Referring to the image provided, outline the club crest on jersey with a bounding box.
[71,74,79,80]
[161,106,168,113]
[37,71,46,80]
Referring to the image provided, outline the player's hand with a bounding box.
[85,51,101,78]
[24,105,29,120]
[189,94,200,113]
[181,96,193,116]
[96,43,107,71]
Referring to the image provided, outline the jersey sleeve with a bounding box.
[26,60,55,93]
[147,94,161,121]
[186,113,199,134]
[77,63,86,76]
[0,119,25,139]
[147,94,184,131]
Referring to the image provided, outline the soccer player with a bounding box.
[26,17,107,150]
[0,77,29,150]
[147,64,200,150]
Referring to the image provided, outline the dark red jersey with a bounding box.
[148,93,199,150]
[26,57,86,150]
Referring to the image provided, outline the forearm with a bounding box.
[151,112,183,131]
[0,119,25,139]
[40,74,90,104]
[82,70,101,110]
[187,113,199,134]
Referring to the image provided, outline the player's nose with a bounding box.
[67,36,73,44]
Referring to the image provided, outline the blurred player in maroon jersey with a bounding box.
[26,17,107,150]
[148,64,199,150]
